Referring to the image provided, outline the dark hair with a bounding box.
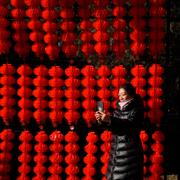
[119,83,144,109]
[119,83,136,97]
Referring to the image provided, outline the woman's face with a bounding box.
[118,88,130,102]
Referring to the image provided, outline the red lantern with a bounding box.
[129,19,146,29]
[80,20,92,30]
[130,30,146,42]
[147,98,164,109]
[150,7,166,17]
[113,19,126,30]
[130,42,146,56]
[82,100,96,109]
[78,6,91,19]
[149,64,164,75]
[93,31,109,42]
[93,20,110,30]
[129,8,146,17]
[93,9,109,18]
[148,76,163,87]
[148,88,163,97]
[150,0,165,5]
[131,77,146,87]
[111,78,126,87]
[61,32,77,42]
[81,43,94,56]
[43,21,57,32]
[82,89,96,98]
[112,7,126,17]
[65,78,81,87]
[131,65,146,77]
[148,109,163,124]
[112,65,127,76]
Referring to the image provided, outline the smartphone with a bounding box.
[97,101,104,112]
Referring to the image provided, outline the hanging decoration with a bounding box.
[0,129,15,179]
[0,0,11,54]
[140,130,149,178]
[26,0,45,59]
[48,66,64,127]
[149,130,165,180]
[131,64,147,117]
[60,0,77,59]
[78,0,94,58]
[33,65,49,129]
[17,64,33,126]
[65,131,80,180]
[18,130,33,180]
[100,130,112,179]
[81,65,97,127]
[97,65,111,111]
[129,0,146,58]
[33,131,48,180]
[149,0,166,58]
[83,131,98,179]
[92,0,110,60]
[64,66,81,130]
[112,0,126,60]
[41,0,59,60]
[11,0,30,58]
[111,65,127,109]
[48,130,64,179]
[147,64,164,126]
[0,64,16,125]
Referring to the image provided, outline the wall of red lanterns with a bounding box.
[0,0,167,179]
[0,0,166,60]
[0,63,166,179]
[0,63,165,128]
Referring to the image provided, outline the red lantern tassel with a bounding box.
[0,1,11,54]
[25,0,45,59]
[111,65,127,109]
[78,0,94,58]
[149,130,165,180]
[33,131,48,180]
[65,66,81,130]
[65,131,80,180]
[147,64,164,126]
[140,130,149,178]
[60,0,77,59]
[100,130,112,179]
[129,0,146,58]
[48,66,64,127]
[97,65,111,111]
[48,130,64,179]
[33,65,48,129]
[83,132,98,179]
[18,130,33,180]
[92,1,110,59]
[0,64,16,125]
[149,0,166,57]
[0,129,15,179]
[41,0,59,60]
[112,3,126,59]
[11,0,30,58]
[130,64,147,118]
[17,65,33,126]
[81,65,97,127]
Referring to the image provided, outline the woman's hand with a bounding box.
[95,111,110,124]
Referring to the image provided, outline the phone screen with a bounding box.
[97,101,104,112]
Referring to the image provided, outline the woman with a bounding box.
[95,83,144,180]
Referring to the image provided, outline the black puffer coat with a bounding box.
[106,98,144,180]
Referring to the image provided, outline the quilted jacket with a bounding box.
[106,97,144,180]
